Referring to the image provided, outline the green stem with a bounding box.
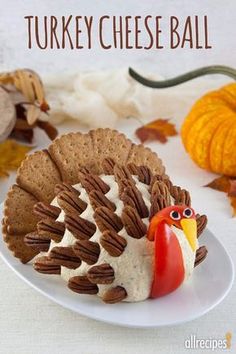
[129,65,236,88]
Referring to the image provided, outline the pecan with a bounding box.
[89,190,116,212]
[150,174,164,191]
[151,180,171,204]
[195,246,208,267]
[65,213,96,240]
[57,191,87,215]
[73,240,100,265]
[102,286,127,304]
[49,246,81,269]
[78,166,91,177]
[37,218,65,243]
[114,164,134,184]
[102,157,115,174]
[68,275,98,294]
[116,178,134,196]
[79,171,110,194]
[24,231,50,252]
[149,194,169,219]
[163,177,173,192]
[54,183,80,197]
[121,184,149,218]
[87,263,115,284]
[196,214,208,238]
[100,230,127,257]
[121,206,147,239]
[127,163,152,185]
[170,185,182,199]
[174,189,191,206]
[33,202,61,220]
[34,256,61,274]
[94,207,123,233]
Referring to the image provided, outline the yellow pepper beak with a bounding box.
[180,218,197,252]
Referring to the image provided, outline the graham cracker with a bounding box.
[16,149,62,202]
[90,129,132,173]
[3,225,38,264]
[48,132,97,184]
[3,184,39,235]
[127,144,165,176]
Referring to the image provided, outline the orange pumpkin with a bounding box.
[129,66,236,176]
[181,83,236,176]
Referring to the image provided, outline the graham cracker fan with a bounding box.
[2,129,166,263]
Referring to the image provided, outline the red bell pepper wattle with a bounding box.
[150,220,185,298]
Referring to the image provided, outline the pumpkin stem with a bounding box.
[129,65,236,88]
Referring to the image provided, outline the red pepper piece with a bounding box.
[150,220,185,298]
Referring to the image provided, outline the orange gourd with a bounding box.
[181,83,236,176]
[129,65,236,176]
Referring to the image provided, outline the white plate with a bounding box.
[0,204,234,328]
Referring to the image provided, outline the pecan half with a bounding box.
[78,166,91,176]
[127,163,152,185]
[94,207,123,233]
[34,256,61,274]
[49,246,81,269]
[24,231,50,252]
[174,189,191,206]
[68,275,98,294]
[89,189,116,212]
[196,214,208,238]
[121,206,147,239]
[163,177,173,192]
[114,164,134,184]
[100,230,127,257]
[149,194,169,219]
[37,219,65,243]
[102,157,115,174]
[151,180,171,203]
[73,240,100,265]
[121,184,149,218]
[150,174,164,191]
[87,263,115,284]
[33,202,61,220]
[79,171,110,194]
[54,183,80,197]
[65,213,96,240]
[170,185,182,199]
[57,191,87,215]
[195,246,208,267]
[116,178,134,196]
[102,286,127,304]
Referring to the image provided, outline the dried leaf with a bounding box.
[228,180,236,197]
[204,176,232,193]
[205,175,236,216]
[0,140,32,178]
[229,197,236,216]
[135,119,177,144]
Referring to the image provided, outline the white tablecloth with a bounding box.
[0,117,235,354]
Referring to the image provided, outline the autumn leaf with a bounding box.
[205,175,236,216]
[135,119,178,144]
[0,140,32,178]
[204,176,232,193]
[229,197,236,217]
[228,180,236,197]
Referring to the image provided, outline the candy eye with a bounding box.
[183,208,193,218]
[170,210,181,220]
